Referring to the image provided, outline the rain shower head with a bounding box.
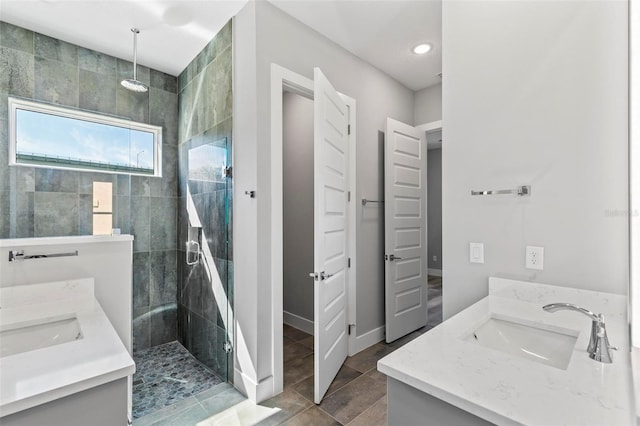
[121,78,148,93]
[121,28,148,93]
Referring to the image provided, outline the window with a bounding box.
[92,182,113,235]
[8,97,162,176]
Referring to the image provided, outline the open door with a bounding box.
[384,118,427,343]
[313,68,349,404]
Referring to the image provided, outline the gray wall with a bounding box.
[177,20,233,380]
[254,0,414,337]
[414,83,442,124]
[442,1,629,319]
[233,0,414,395]
[282,92,314,322]
[0,21,179,352]
[427,148,442,271]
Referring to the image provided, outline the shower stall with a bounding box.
[134,18,235,418]
[175,19,234,386]
[0,18,234,421]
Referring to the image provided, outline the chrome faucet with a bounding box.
[542,303,617,364]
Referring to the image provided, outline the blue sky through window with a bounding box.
[16,109,154,170]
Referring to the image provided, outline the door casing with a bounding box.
[269,63,357,397]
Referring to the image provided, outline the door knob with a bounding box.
[309,271,333,281]
[388,254,402,261]
[320,271,334,280]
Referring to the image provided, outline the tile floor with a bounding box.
[133,341,223,419]
[427,274,443,327]
[134,276,443,425]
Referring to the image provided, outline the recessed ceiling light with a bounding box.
[412,43,432,55]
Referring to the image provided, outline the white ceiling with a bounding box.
[0,0,248,77]
[268,0,442,91]
[0,0,442,91]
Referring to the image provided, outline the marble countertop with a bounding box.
[0,279,135,417]
[378,277,635,426]
[0,234,134,248]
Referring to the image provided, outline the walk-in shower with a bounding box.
[0,17,234,423]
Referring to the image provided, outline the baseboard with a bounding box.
[351,325,385,355]
[233,369,276,403]
[428,268,442,277]
[283,311,314,335]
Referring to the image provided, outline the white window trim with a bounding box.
[8,96,163,177]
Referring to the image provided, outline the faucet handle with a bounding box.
[590,320,615,363]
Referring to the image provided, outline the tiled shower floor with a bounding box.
[133,341,223,419]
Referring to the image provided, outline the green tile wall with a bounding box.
[177,20,233,381]
[0,21,179,352]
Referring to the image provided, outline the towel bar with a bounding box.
[471,185,531,197]
[8,250,79,262]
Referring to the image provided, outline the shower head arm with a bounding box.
[131,28,140,81]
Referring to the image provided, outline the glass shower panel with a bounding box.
[179,136,231,381]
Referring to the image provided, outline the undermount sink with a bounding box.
[1,316,83,358]
[465,315,578,370]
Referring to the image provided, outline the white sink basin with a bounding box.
[465,316,578,370]
[1,316,83,358]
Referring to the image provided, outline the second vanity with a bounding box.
[0,278,134,425]
[378,277,635,425]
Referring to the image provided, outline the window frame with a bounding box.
[8,96,163,177]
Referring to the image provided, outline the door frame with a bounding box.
[416,120,443,278]
[269,63,357,394]
[415,120,443,134]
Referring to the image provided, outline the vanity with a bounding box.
[0,236,135,425]
[0,278,135,425]
[378,277,635,425]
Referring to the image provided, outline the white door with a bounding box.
[313,68,349,404]
[384,118,427,343]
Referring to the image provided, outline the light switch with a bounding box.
[470,242,484,264]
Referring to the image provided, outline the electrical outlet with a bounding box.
[432,255,437,262]
[526,246,544,270]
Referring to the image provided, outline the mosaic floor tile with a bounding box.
[133,341,223,419]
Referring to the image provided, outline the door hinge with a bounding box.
[223,341,233,353]
[348,257,351,268]
[223,166,233,178]
[348,191,351,202]
[347,124,351,135]
[348,324,356,335]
